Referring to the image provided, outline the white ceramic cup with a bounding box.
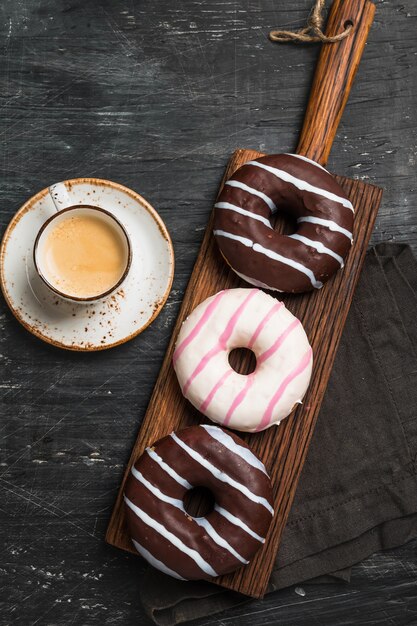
[33,182,132,303]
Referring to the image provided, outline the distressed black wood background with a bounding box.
[1,1,416,624]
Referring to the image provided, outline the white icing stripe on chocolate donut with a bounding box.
[224,181,277,211]
[214,202,272,228]
[201,424,268,475]
[252,243,323,289]
[131,539,186,580]
[146,448,193,489]
[284,153,327,171]
[194,517,248,564]
[146,443,270,544]
[297,216,353,241]
[131,467,184,509]
[148,439,269,534]
[289,234,345,267]
[132,464,248,564]
[215,505,265,542]
[247,160,354,211]
[213,229,252,248]
[214,231,323,289]
[171,433,274,514]
[124,495,218,577]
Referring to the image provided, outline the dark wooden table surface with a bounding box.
[1,1,416,624]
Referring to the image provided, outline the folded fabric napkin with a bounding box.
[139,243,417,626]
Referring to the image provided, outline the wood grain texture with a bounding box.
[1,0,416,623]
[106,145,383,597]
[297,0,376,165]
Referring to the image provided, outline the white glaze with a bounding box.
[124,495,218,577]
[146,447,193,489]
[297,216,353,241]
[214,202,272,228]
[131,539,186,580]
[131,466,184,509]
[141,445,264,543]
[252,242,323,289]
[224,180,277,211]
[215,505,265,542]
[131,463,248,564]
[170,432,274,513]
[201,424,268,474]
[213,229,252,248]
[194,517,248,563]
[247,160,354,211]
[214,230,323,290]
[173,288,313,432]
[283,153,328,171]
[289,234,344,267]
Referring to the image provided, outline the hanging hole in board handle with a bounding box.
[344,19,354,30]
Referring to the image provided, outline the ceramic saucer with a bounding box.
[0,178,174,351]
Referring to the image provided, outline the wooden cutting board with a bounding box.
[107,0,381,599]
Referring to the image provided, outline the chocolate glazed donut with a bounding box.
[124,425,274,581]
[213,153,354,293]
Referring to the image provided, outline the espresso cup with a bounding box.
[33,182,132,302]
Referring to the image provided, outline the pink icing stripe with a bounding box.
[223,376,254,426]
[256,348,312,431]
[257,319,300,365]
[182,344,221,396]
[182,290,259,396]
[223,317,299,425]
[173,291,225,364]
[200,370,233,413]
[247,301,283,349]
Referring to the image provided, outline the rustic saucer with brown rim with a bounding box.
[0,178,174,351]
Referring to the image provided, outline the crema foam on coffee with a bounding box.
[41,214,128,298]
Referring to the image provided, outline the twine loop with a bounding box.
[269,0,353,44]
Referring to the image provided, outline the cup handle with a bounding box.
[48,181,73,212]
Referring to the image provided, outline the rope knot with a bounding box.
[269,0,353,44]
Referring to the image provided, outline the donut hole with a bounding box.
[183,486,215,518]
[271,210,297,235]
[228,347,257,375]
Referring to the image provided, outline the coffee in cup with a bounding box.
[34,186,131,302]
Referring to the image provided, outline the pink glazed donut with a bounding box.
[173,288,312,432]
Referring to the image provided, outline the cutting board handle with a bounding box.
[296,0,375,166]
